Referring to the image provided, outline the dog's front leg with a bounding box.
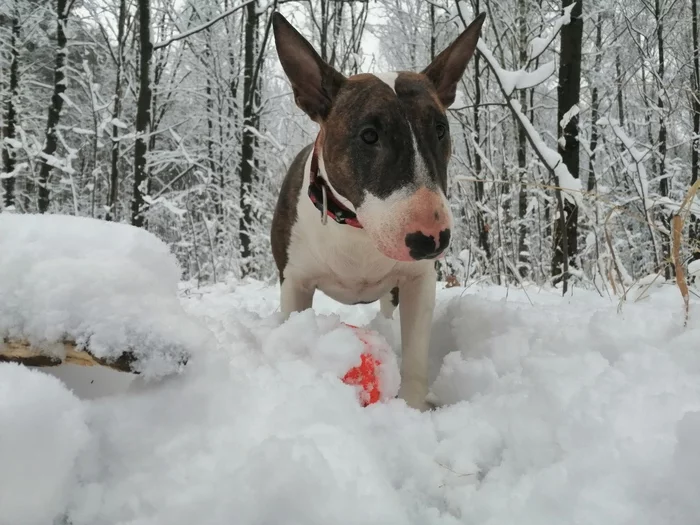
[397,268,437,410]
[280,277,314,318]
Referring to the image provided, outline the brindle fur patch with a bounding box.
[320,71,452,205]
[271,144,311,280]
[390,286,399,307]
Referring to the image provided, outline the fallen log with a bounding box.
[1,339,143,373]
[1,214,209,377]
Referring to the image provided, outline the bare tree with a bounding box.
[552,0,583,289]
[516,0,529,278]
[588,11,602,193]
[131,0,152,227]
[456,0,491,266]
[691,0,700,261]
[37,0,72,213]
[1,6,20,208]
[239,0,259,273]
[106,0,129,222]
[655,0,671,277]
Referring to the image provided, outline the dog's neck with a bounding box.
[307,135,363,229]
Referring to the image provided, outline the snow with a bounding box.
[527,4,577,61]
[558,104,580,150]
[655,195,700,217]
[0,214,213,376]
[2,216,700,524]
[110,118,128,129]
[598,117,652,211]
[0,364,89,525]
[59,93,82,113]
[516,60,556,91]
[689,259,700,278]
[475,38,582,207]
[510,98,583,205]
[2,137,22,150]
[66,127,96,136]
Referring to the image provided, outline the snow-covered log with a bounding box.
[0,214,214,377]
[0,339,141,371]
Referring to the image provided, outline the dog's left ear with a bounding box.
[272,12,346,122]
[422,13,486,107]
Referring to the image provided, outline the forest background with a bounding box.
[1,0,698,296]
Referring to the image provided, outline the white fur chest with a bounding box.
[282,150,431,305]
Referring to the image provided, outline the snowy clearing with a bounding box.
[2,243,700,524]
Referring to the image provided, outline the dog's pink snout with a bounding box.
[362,188,453,262]
[403,189,452,261]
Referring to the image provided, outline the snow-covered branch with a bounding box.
[475,8,582,206]
[154,0,258,50]
[527,3,577,63]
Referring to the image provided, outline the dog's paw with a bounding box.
[398,381,433,411]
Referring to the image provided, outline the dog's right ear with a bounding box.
[272,12,345,122]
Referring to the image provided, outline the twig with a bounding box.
[672,214,690,326]
[603,205,627,297]
[154,0,256,50]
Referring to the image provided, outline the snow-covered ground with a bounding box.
[2,215,700,525]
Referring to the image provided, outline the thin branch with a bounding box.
[153,0,256,50]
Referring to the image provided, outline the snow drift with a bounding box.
[1,214,700,524]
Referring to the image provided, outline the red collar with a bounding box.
[307,136,363,229]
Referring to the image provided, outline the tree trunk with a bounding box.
[429,2,436,61]
[2,12,20,209]
[37,0,70,214]
[588,13,602,193]
[239,0,258,274]
[517,0,529,278]
[552,0,583,290]
[131,0,152,227]
[473,116,491,262]
[319,0,328,62]
[329,1,343,69]
[655,0,671,277]
[615,51,625,127]
[692,0,700,261]
[457,0,490,264]
[106,0,127,222]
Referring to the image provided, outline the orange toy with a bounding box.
[340,323,382,406]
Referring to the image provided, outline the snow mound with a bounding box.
[59,280,700,525]
[2,270,700,524]
[0,213,214,376]
[0,363,90,525]
[67,306,406,525]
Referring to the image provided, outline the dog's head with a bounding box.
[272,12,485,262]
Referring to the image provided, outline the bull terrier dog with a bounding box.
[270,11,485,410]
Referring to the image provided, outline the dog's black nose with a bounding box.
[405,229,451,260]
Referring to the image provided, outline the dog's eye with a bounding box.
[360,128,378,145]
[436,123,447,140]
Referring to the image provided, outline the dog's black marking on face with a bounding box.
[321,72,451,209]
[394,72,451,193]
[390,287,399,307]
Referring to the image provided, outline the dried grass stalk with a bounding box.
[671,214,690,326]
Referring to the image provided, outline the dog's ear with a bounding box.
[422,13,486,108]
[272,12,346,122]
